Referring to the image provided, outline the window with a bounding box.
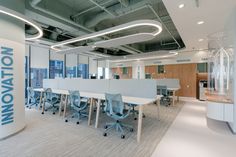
[122,67,128,74]
[30,68,48,88]
[157,65,165,74]
[197,63,208,73]
[49,60,64,78]
[66,66,77,78]
[78,64,89,79]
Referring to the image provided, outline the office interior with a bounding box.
[0,0,236,157]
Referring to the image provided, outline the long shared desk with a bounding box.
[34,88,161,143]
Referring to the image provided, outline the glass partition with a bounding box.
[207,32,234,103]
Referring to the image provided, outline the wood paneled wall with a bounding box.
[111,67,132,79]
[145,64,198,97]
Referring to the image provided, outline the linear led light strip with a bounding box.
[51,20,162,51]
[0,5,43,40]
[109,52,178,63]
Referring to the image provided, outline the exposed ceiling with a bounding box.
[162,0,236,52]
[25,0,185,56]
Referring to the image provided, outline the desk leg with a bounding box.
[172,91,176,106]
[38,91,43,110]
[88,98,94,126]
[95,99,101,128]
[63,95,68,118]
[157,99,160,121]
[58,94,64,117]
[137,105,143,143]
[42,94,45,114]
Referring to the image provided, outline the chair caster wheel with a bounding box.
[61,110,64,112]
[72,116,74,118]
[103,133,107,137]
[26,106,29,108]
[130,128,134,132]
[143,115,146,118]
[53,112,55,115]
[41,112,44,114]
[134,117,137,120]
[104,125,108,129]
[94,110,96,112]
[45,109,47,112]
[76,121,80,125]
[121,135,125,139]
[65,119,68,122]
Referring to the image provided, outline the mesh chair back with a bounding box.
[105,93,124,115]
[157,85,168,96]
[69,91,88,111]
[27,87,35,99]
[69,91,81,108]
[44,88,53,101]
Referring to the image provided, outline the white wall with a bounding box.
[79,55,89,64]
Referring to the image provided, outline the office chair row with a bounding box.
[26,87,140,139]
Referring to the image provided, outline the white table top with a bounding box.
[34,88,157,106]
[167,87,180,91]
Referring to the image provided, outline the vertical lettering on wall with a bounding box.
[0,46,14,126]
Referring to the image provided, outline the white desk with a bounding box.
[34,88,160,143]
[167,87,180,106]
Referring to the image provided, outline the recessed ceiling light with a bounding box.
[197,21,204,25]
[198,39,204,42]
[178,4,185,8]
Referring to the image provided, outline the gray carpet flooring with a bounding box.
[0,102,184,157]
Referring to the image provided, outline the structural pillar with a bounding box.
[0,0,26,139]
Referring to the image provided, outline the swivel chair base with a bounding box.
[103,120,133,139]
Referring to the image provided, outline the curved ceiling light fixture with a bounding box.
[51,20,162,51]
[0,5,43,40]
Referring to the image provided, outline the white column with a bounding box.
[0,0,26,139]
[132,61,145,79]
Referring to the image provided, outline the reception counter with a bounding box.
[206,92,234,122]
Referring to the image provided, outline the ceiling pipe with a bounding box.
[30,0,92,33]
[146,4,181,49]
[84,2,181,49]
[71,0,115,18]
[29,0,140,54]
[89,0,117,17]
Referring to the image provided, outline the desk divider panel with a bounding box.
[109,79,156,99]
[43,79,156,99]
[156,79,180,88]
[57,78,81,90]
[43,79,60,89]
[77,79,109,93]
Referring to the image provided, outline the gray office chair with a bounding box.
[157,85,172,106]
[127,103,146,120]
[42,88,60,115]
[26,87,39,109]
[65,91,89,124]
[103,93,133,139]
